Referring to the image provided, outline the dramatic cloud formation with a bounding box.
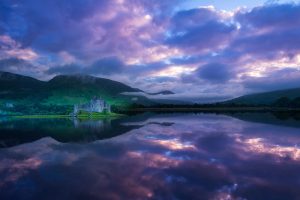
[0,0,300,101]
[166,8,236,53]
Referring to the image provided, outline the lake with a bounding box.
[0,112,300,200]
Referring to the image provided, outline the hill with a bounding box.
[0,72,155,114]
[226,88,300,105]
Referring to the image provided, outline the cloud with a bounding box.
[231,28,300,60]
[232,3,300,59]
[1,1,300,100]
[0,35,38,60]
[89,57,125,75]
[0,58,37,72]
[166,8,236,53]
[0,57,48,79]
[47,57,125,75]
[0,0,179,62]
[196,63,234,83]
[235,3,300,31]
[242,68,300,92]
[46,63,82,75]
[167,21,236,53]
[170,8,219,32]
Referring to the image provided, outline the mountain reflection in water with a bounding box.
[0,117,140,147]
[0,112,300,200]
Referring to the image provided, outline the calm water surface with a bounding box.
[0,113,300,200]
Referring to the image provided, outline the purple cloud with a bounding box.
[89,57,124,75]
[243,68,300,92]
[1,1,300,101]
[0,58,41,77]
[232,3,300,59]
[196,63,234,83]
[235,3,300,31]
[0,0,175,61]
[47,57,125,75]
[166,8,236,53]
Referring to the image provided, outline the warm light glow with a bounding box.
[237,137,300,161]
[0,35,38,61]
[151,139,197,151]
[151,65,197,77]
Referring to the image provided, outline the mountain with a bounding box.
[226,88,300,105]
[48,74,141,95]
[147,90,175,95]
[46,74,149,106]
[0,71,154,114]
[0,71,45,98]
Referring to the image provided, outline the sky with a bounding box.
[1,0,300,102]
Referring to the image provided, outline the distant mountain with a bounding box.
[226,88,300,105]
[0,71,155,114]
[147,90,175,95]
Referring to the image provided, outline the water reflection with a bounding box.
[0,113,300,199]
[0,117,140,147]
[228,111,300,128]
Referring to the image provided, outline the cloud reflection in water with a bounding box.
[0,113,300,199]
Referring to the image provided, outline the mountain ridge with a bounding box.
[2,71,299,114]
[226,87,300,105]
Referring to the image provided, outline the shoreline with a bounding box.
[9,113,124,119]
[125,107,300,112]
[2,107,300,119]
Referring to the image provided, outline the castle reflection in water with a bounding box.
[73,118,112,132]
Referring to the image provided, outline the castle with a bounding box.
[73,97,111,115]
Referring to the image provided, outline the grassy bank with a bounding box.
[75,112,124,119]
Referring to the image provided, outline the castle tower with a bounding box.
[73,104,79,115]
